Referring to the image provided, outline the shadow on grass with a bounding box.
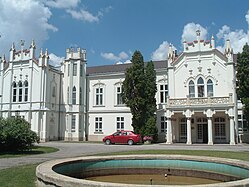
[0,146,59,158]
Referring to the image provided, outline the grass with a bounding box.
[0,164,37,187]
[0,146,59,158]
[1,149,249,186]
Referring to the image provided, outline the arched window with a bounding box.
[207,79,213,97]
[24,80,28,101]
[189,80,195,98]
[18,81,23,102]
[13,82,17,102]
[197,77,204,97]
[72,86,76,105]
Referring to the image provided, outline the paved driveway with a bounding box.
[0,142,249,170]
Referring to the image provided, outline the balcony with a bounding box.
[158,94,234,110]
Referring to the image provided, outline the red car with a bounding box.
[103,130,141,145]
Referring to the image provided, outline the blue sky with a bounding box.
[0,0,249,67]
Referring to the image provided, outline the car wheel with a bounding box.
[105,139,111,145]
[128,139,134,145]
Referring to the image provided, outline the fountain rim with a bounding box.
[36,154,249,187]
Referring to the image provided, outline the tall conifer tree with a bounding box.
[123,51,146,134]
[237,43,249,127]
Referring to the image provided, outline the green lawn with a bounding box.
[0,146,59,159]
[0,164,37,187]
[1,149,249,187]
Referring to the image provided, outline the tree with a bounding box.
[143,61,158,140]
[237,43,249,125]
[123,51,146,134]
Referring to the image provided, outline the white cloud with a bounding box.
[151,41,176,61]
[181,22,208,42]
[45,0,80,9]
[66,9,100,23]
[49,53,64,67]
[0,0,57,55]
[216,11,249,53]
[246,10,249,25]
[101,51,129,62]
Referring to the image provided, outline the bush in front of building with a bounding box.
[0,118,39,151]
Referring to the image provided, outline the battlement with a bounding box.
[183,30,215,53]
[9,40,36,62]
[66,48,86,61]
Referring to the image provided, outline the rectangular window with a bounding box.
[71,115,76,132]
[24,88,28,101]
[117,117,124,131]
[73,63,77,76]
[19,88,22,102]
[95,117,102,132]
[161,116,167,133]
[13,88,17,102]
[68,64,70,76]
[160,85,168,103]
[116,86,123,105]
[80,64,83,77]
[96,87,103,106]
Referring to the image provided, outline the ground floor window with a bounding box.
[161,116,167,133]
[214,117,226,140]
[95,117,102,132]
[71,115,76,132]
[117,117,124,131]
[180,118,187,141]
[197,118,207,140]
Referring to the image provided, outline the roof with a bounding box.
[86,60,167,75]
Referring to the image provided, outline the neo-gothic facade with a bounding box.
[0,31,241,144]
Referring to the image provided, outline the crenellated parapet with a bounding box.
[183,30,214,53]
[65,47,86,61]
[8,40,38,63]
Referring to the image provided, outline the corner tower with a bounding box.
[63,48,87,141]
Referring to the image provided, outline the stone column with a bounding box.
[166,118,172,144]
[186,118,192,144]
[204,109,215,145]
[208,117,213,145]
[230,117,235,145]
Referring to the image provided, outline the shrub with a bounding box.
[0,118,39,151]
[142,116,158,142]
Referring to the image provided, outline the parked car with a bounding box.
[103,130,141,145]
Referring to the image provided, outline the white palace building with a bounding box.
[0,31,245,145]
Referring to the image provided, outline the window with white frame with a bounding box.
[197,77,204,97]
[160,85,168,103]
[80,87,82,105]
[214,117,226,139]
[72,86,76,104]
[68,64,70,76]
[116,86,124,105]
[95,117,102,132]
[73,63,77,76]
[80,64,83,77]
[71,115,76,132]
[189,80,195,98]
[95,87,103,106]
[24,80,28,101]
[207,79,213,97]
[180,118,187,140]
[18,81,23,102]
[13,82,17,102]
[161,116,167,133]
[117,117,124,131]
[67,87,69,104]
